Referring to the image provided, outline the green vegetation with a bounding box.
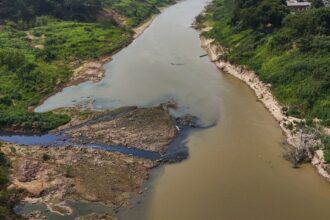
[31,20,130,60]
[322,136,330,162]
[0,0,175,27]
[0,30,72,131]
[200,0,330,161]
[0,0,172,132]
[0,0,174,215]
[201,0,330,126]
[9,146,16,154]
[0,0,102,22]
[0,146,21,218]
[64,165,74,178]
[42,153,51,161]
[104,0,175,26]
[0,149,11,217]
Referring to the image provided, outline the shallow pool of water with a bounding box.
[15,200,115,220]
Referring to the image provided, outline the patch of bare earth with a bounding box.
[70,56,112,85]
[75,213,117,220]
[2,144,156,217]
[66,107,178,152]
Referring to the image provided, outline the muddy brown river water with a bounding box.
[37,0,330,219]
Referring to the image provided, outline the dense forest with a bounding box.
[0,0,174,26]
[202,0,330,124]
[200,0,330,159]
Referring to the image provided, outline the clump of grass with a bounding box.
[42,153,51,161]
[322,136,330,163]
[64,165,74,178]
[9,147,16,154]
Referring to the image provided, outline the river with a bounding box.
[36,0,330,219]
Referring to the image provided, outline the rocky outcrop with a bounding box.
[66,107,178,152]
[75,213,117,220]
[16,158,41,182]
[24,210,47,220]
[2,143,157,216]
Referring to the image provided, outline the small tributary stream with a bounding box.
[9,0,330,219]
[0,124,193,162]
[0,133,162,160]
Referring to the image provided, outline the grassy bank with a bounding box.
[0,0,175,216]
[0,0,173,133]
[0,19,130,132]
[103,0,175,27]
[198,0,330,160]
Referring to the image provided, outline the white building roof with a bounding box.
[286,1,311,7]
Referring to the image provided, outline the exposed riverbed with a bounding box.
[33,0,330,219]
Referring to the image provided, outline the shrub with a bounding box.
[10,147,16,154]
[64,166,74,178]
[0,206,9,219]
[0,153,7,166]
[0,168,8,186]
[203,0,330,123]
[42,153,51,161]
[322,136,330,163]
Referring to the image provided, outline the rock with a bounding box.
[24,210,47,220]
[176,115,200,127]
[75,213,117,220]
[16,158,41,182]
[66,107,178,152]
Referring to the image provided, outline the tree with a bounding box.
[232,0,289,30]
[312,0,325,8]
[0,0,103,22]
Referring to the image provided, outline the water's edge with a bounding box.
[198,29,330,182]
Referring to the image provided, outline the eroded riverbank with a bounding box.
[34,13,165,113]
[4,144,156,219]
[1,105,196,219]
[198,26,330,181]
[7,0,330,219]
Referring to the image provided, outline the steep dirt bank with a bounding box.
[198,29,330,181]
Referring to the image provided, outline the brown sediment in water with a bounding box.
[1,105,182,219]
[198,25,330,181]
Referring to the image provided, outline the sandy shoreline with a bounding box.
[34,13,160,111]
[199,32,330,181]
[72,11,162,85]
[133,14,159,39]
[71,11,163,86]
